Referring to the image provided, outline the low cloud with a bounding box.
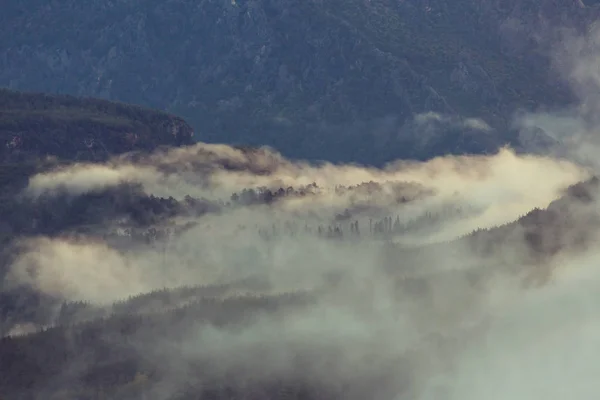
[24,144,587,234]
[515,24,600,169]
[6,32,600,397]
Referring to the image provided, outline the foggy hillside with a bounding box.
[2,133,600,399]
[5,2,600,400]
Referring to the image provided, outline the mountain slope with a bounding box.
[1,0,595,164]
[0,88,195,245]
[0,88,194,165]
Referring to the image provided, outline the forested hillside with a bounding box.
[0,88,194,164]
[0,88,194,218]
[2,0,598,164]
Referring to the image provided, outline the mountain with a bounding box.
[0,88,195,250]
[1,0,597,165]
[0,88,194,165]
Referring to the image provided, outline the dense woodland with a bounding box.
[0,88,194,163]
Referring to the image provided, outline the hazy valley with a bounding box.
[4,1,600,399]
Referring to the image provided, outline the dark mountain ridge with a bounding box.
[0,88,194,164]
[2,0,598,164]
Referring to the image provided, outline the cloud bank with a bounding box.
[7,24,600,400]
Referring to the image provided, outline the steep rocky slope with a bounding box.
[1,0,597,164]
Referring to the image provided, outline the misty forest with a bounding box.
[5,1,600,400]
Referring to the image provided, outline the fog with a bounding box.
[441,22,600,400]
[7,22,600,400]
[516,23,600,168]
[10,145,588,305]
[7,134,599,399]
[448,247,600,400]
